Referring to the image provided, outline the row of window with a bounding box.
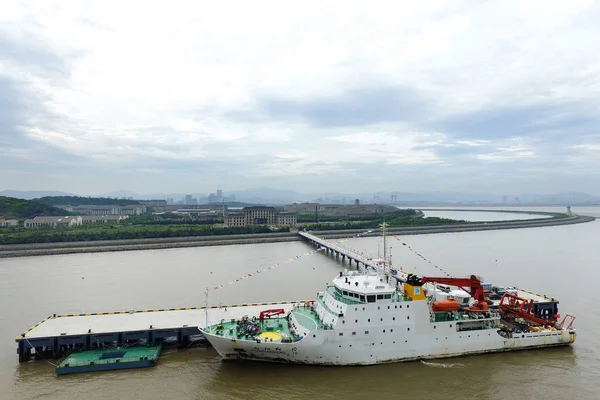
[338,288,393,303]
[353,304,409,311]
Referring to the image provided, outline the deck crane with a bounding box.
[499,292,557,327]
[419,275,489,312]
[259,309,285,321]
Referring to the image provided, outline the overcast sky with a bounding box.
[1,0,600,196]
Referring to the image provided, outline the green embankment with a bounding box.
[0,224,287,245]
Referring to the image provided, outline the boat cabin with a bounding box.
[331,272,396,304]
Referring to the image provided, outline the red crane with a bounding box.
[420,275,489,312]
[499,292,555,327]
[259,308,285,321]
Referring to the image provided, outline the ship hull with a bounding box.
[201,327,575,366]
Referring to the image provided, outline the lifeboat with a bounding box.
[432,299,461,312]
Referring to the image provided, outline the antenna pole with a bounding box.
[382,221,388,265]
[204,287,209,330]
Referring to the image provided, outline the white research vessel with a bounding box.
[200,228,576,365]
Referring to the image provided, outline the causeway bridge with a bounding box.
[298,231,383,270]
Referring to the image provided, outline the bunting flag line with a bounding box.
[315,227,453,278]
[318,231,415,276]
[392,236,452,277]
[209,249,319,291]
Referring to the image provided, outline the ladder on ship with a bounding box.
[427,296,436,323]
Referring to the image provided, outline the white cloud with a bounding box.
[1,0,600,193]
[476,146,536,162]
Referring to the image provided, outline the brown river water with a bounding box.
[1,207,599,400]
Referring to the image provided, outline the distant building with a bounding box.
[224,206,297,227]
[284,203,396,217]
[81,215,128,224]
[0,219,18,227]
[58,205,146,216]
[24,216,83,228]
[139,200,168,207]
[208,189,236,204]
[172,209,221,219]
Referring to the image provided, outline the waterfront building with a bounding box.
[224,206,297,227]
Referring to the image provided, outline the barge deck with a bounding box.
[16,301,299,362]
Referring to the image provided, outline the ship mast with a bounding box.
[380,221,389,278]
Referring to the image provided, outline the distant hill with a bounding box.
[35,196,142,207]
[0,190,75,200]
[0,196,73,220]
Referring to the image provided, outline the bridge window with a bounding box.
[367,295,376,303]
[377,294,384,300]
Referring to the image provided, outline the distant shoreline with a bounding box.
[0,214,594,259]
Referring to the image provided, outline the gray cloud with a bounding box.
[256,85,430,128]
[2,3,600,196]
[429,102,600,142]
